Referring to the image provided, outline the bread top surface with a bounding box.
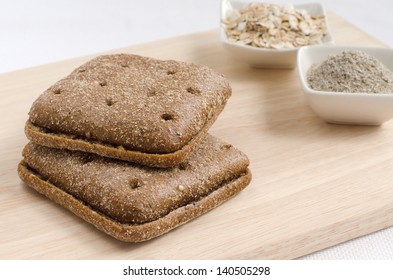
[28,54,231,154]
[22,135,249,224]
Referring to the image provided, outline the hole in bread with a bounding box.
[178,162,190,170]
[161,113,174,121]
[186,87,201,95]
[120,63,129,68]
[99,81,107,87]
[77,68,86,73]
[167,70,176,75]
[147,90,157,97]
[128,178,143,189]
[53,89,61,95]
[221,144,233,150]
[105,98,115,106]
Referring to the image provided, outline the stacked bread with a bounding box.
[18,54,251,242]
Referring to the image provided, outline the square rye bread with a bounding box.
[18,135,251,242]
[26,54,231,167]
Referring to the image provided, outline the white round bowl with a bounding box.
[220,0,334,68]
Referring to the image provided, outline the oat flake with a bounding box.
[223,3,327,49]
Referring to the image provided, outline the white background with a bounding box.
[2,260,393,280]
[1,0,392,259]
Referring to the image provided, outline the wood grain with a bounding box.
[1,13,393,259]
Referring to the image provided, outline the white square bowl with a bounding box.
[220,0,333,68]
[297,45,393,125]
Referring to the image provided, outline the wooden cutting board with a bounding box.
[1,13,393,259]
